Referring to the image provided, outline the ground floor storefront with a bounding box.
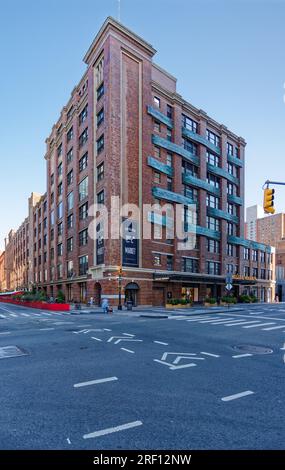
[37,271,276,307]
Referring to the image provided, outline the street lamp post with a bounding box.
[118,266,123,310]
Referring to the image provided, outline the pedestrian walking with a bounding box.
[101,298,109,314]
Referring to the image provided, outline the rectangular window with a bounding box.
[252,250,258,262]
[227,182,237,196]
[57,243,63,257]
[253,267,258,278]
[183,138,197,155]
[57,222,63,236]
[207,261,220,275]
[154,146,161,159]
[97,83,104,101]
[50,174,54,185]
[57,143,63,158]
[154,121,161,133]
[57,202,63,219]
[67,237,73,253]
[260,252,265,263]
[67,214,73,229]
[166,105,173,119]
[67,191,74,211]
[167,255,173,271]
[244,266,250,277]
[166,128,172,142]
[79,152,88,172]
[167,177,173,192]
[79,255,88,276]
[166,153,172,167]
[182,160,198,177]
[227,243,237,257]
[67,126,73,142]
[67,170,73,186]
[184,185,198,202]
[67,260,74,278]
[97,163,104,181]
[207,239,220,254]
[207,216,220,232]
[206,151,219,167]
[183,258,199,273]
[244,248,250,260]
[207,173,220,189]
[227,222,236,236]
[79,105,88,125]
[227,143,234,156]
[67,148,73,164]
[79,177,88,202]
[97,108,104,127]
[67,106,73,121]
[50,210,54,226]
[79,128,88,148]
[97,135,104,153]
[79,202,88,220]
[182,115,198,133]
[57,263,63,279]
[97,190,104,204]
[206,194,219,209]
[153,171,161,184]
[57,162,63,177]
[206,130,220,148]
[58,182,63,196]
[153,96,160,107]
[79,229,88,246]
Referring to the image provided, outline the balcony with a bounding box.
[182,127,221,155]
[148,156,173,177]
[207,163,239,185]
[152,187,196,205]
[227,154,243,168]
[207,207,239,224]
[182,173,220,196]
[147,106,173,128]
[152,135,199,166]
[227,194,243,206]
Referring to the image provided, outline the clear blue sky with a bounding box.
[1,0,285,250]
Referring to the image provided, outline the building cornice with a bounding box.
[83,16,156,65]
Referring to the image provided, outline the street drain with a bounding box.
[0,346,29,359]
[232,344,273,355]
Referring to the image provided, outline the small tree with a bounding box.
[57,290,65,304]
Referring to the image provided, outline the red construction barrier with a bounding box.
[0,298,70,312]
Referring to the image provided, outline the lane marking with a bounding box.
[262,325,285,331]
[39,328,55,331]
[232,354,253,358]
[200,352,220,358]
[9,314,18,318]
[122,333,135,337]
[154,341,169,345]
[74,377,118,388]
[186,317,217,322]
[83,420,143,439]
[103,328,112,331]
[121,348,135,354]
[0,332,11,335]
[91,337,102,342]
[221,391,254,402]
[21,313,30,317]
[243,322,275,329]
[225,321,261,327]
[199,318,235,324]
[67,438,71,445]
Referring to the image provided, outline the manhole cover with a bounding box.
[232,344,273,355]
[0,346,29,359]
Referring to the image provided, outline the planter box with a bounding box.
[166,303,192,308]
[0,298,70,312]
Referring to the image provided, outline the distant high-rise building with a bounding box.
[245,205,264,241]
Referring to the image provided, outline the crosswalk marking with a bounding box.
[9,314,18,318]
[21,313,30,317]
[262,325,285,331]
[225,321,261,327]
[211,319,252,325]
[243,322,275,329]
[186,316,219,322]
[199,318,235,323]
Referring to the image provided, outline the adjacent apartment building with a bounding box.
[2,17,275,304]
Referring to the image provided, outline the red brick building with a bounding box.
[3,17,275,304]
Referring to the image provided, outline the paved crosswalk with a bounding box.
[0,310,71,321]
[168,314,285,333]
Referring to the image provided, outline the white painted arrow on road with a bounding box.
[107,335,142,344]
[73,329,105,334]
[154,351,205,371]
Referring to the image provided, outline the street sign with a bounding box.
[226,283,233,291]
[226,273,233,285]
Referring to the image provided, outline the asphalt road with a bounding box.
[0,301,285,450]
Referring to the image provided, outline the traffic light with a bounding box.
[263,188,275,214]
